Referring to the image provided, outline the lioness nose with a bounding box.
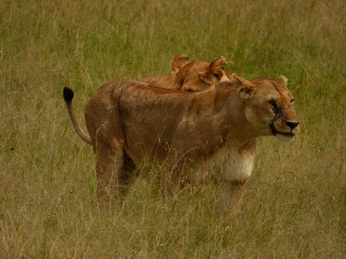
[285,121,300,130]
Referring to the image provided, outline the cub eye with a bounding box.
[291,98,295,103]
[213,73,219,79]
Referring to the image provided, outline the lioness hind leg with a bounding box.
[95,138,127,201]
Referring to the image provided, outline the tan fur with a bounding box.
[170,54,191,74]
[63,74,299,207]
[142,55,230,91]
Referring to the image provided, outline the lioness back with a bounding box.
[85,81,195,161]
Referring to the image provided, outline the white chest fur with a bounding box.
[195,140,256,183]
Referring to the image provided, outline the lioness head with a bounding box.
[174,56,230,92]
[232,74,300,140]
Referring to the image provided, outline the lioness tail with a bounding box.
[63,87,92,145]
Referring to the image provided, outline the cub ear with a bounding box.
[198,56,228,84]
[231,73,257,100]
[277,75,288,86]
[208,56,227,77]
[170,54,191,74]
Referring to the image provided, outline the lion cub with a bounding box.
[142,54,230,92]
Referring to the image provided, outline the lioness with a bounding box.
[142,55,230,92]
[63,74,299,207]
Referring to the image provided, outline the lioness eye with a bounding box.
[291,98,295,103]
[213,73,219,79]
[268,99,277,107]
[268,99,280,114]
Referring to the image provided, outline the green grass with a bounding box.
[1,0,345,257]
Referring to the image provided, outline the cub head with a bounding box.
[174,56,230,92]
[232,74,300,141]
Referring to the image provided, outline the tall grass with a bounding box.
[1,0,345,257]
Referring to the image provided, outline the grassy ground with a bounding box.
[1,0,345,257]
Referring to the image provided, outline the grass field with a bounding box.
[1,0,345,257]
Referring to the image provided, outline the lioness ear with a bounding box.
[171,54,191,74]
[231,73,256,100]
[208,56,227,77]
[277,75,288,86]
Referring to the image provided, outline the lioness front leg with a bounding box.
[217,179,248,211]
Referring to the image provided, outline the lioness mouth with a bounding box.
[269,123,294,137]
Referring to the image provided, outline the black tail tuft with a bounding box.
[63,87,74,102]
